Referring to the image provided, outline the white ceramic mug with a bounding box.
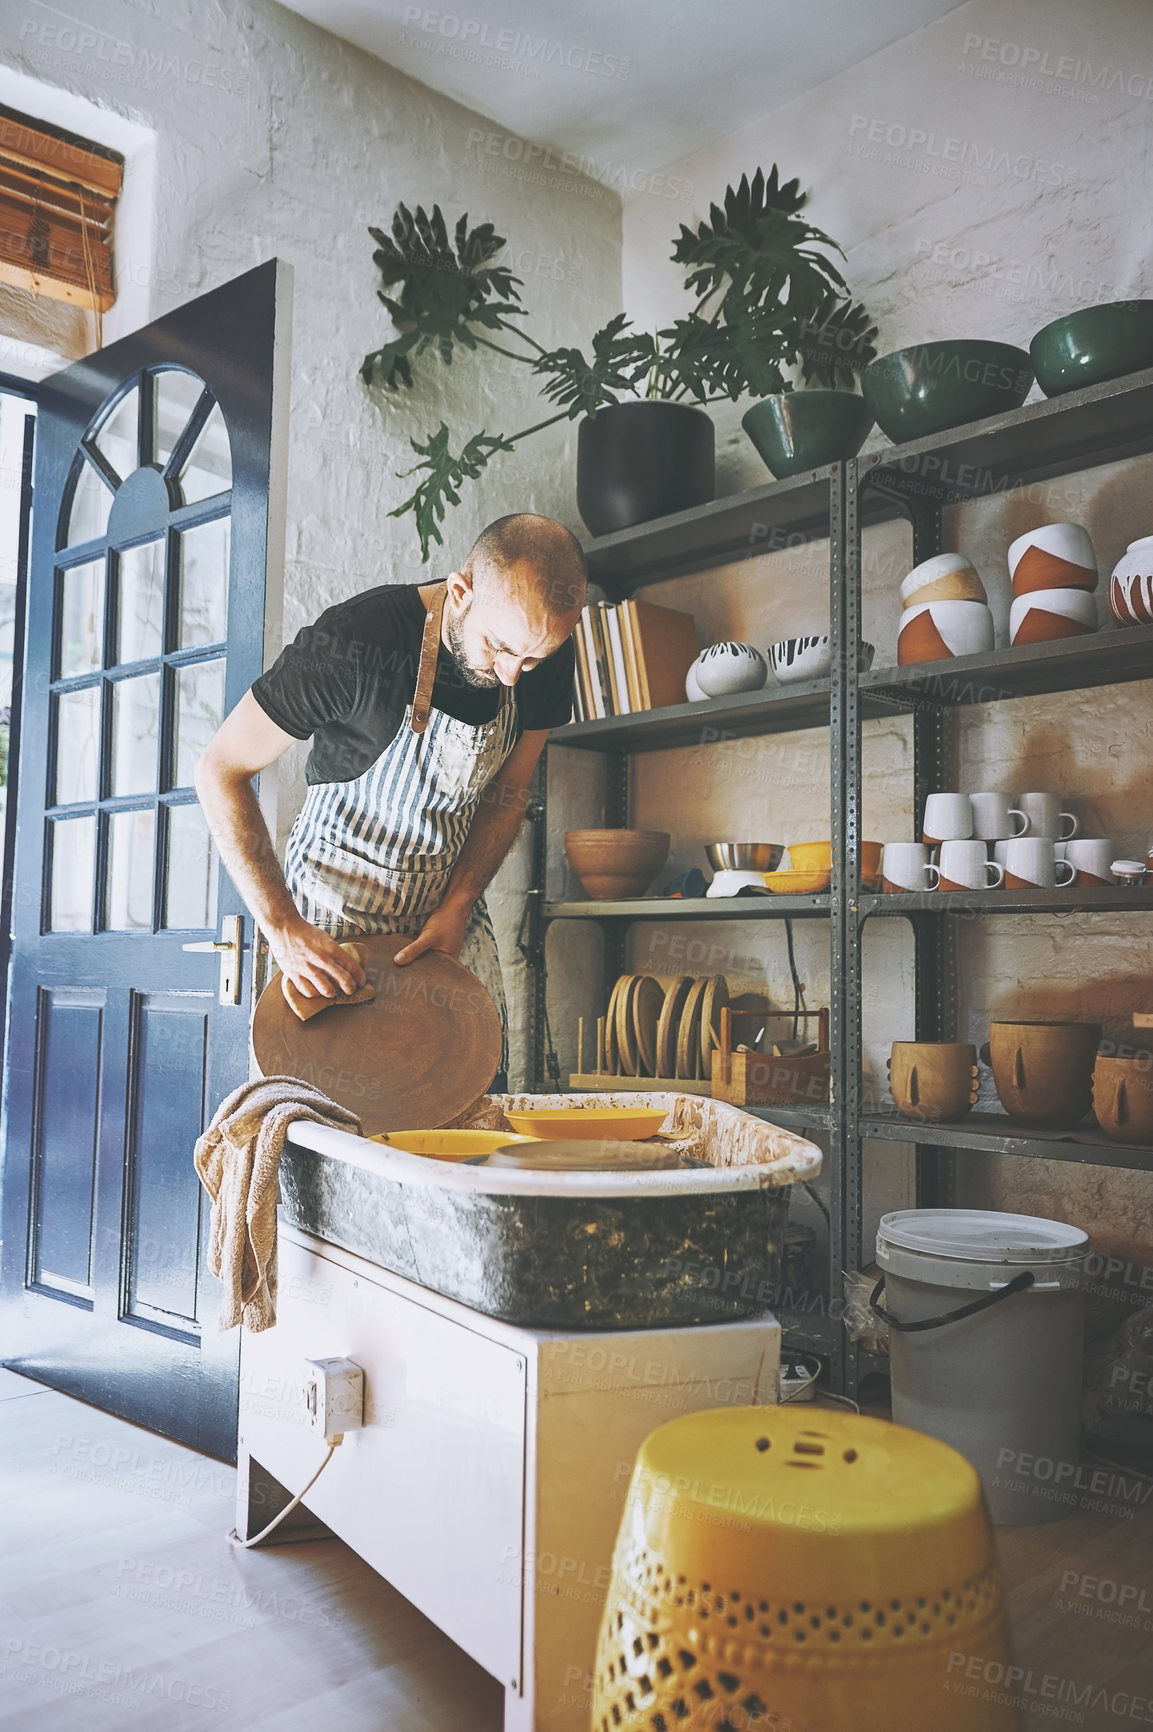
[882,842,940,893]
[1001,836,1076,889]
[969,791,1028,842]
[1062,838,1115,887]
[937,840,1005,891]
[1017,793,1078,840]
[922,792,973,844]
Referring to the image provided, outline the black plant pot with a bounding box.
[577,401,715,536]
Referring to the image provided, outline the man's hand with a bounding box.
[393,900,472,966]
[268,917,367,999]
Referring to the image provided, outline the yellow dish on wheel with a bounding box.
[369,1129,540,1162]
[504,1106,669,1142]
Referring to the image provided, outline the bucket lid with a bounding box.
[878,1208,1088,1265]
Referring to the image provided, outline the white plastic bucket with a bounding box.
[874,1209,1088,1525]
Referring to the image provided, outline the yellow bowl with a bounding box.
[786,840,831,871]
[504,1107,669,1141]
[369,1130,540,1162]
[762,868,831,894]
[786,840,883,876]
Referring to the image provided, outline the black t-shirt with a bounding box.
[251,582,575,785]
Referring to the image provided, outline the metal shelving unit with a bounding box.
[525,367,1153,1396]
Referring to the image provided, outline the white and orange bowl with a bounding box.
[1009,586,1097,646]
[897,599,995,665]
[1007,523,1097,595]
[899,552,988,610]
[1108,536,1153,626]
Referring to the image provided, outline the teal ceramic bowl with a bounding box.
[742,389,875,478]
[862,340,1034,443]
[1030,301,1153,397]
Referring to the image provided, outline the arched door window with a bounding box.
[50,367,231,933]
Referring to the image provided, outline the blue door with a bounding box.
[0,261,291,1460]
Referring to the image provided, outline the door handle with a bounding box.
[182,914,243,1005]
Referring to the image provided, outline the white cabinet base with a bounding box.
[238,1222,781,1731]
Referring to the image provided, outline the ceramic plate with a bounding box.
[656,976,692,1079]
[603,975,624,1074]
[486,1138,682,1170]
[676,977,709,1079]
[700,974,729,1073]
[616,974,640,1076]
[762,868,832,894]
[632,975,664,1077]
[503,1108,669,1142]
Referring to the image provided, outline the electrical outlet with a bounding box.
[303,1357,364,1441]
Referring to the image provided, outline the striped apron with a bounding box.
[283,582,519,1071]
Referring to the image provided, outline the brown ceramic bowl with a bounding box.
[982,1019,1101,1129]
[1092,1053,1153,1145]
[564,829,671,901]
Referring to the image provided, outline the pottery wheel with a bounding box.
[251,933,502,1134]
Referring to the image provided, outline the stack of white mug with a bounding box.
[882,792,1117,892]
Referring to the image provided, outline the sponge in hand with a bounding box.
[281,942,376,1022]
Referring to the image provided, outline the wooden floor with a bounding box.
[2,1368,1151,1730]
[0,1368,503,1731]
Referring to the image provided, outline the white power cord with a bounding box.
[227,1439,341,1549]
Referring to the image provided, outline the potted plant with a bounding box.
[740,293,878,480]
[361,171,875,556]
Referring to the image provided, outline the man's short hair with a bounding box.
[464,513,587,616]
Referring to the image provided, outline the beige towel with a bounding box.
[194,1076,361,1332]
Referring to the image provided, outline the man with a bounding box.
[195,513,586,1082]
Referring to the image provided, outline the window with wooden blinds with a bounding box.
[0,105,123,312]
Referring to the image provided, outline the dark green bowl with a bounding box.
[1030,301,1153,397]
[862,340,1034,443]
[742,389,874,478]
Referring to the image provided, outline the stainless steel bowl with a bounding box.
[705,843,785,872]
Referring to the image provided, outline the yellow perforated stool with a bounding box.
[592,1406,1020,1732]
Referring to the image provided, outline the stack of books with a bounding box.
[571,600,700,721]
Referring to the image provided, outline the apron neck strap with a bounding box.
[410,581,516,731]
[411,583,446,735]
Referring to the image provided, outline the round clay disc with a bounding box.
[632,975,664,1076]
[251,933,502,1135]
[700,975,730,1072]
[604,975,624,1074]
[676,977,709,1080]
[485,1139,684,1171]
[616,974,640,1077]
[656,976,692,1080]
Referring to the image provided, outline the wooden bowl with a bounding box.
[564,829,670,900]
[1092,1054,1153,1144]
[983,1019,1100,1129]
